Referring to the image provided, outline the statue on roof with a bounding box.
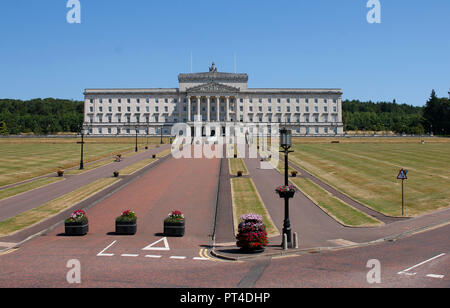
[209,62,218,72]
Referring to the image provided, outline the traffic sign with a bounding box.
[397,169,408,180]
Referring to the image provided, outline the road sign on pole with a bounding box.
[397,169,408,216]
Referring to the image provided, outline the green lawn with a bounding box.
[291,177,382,227]
[289,139,450,217]
[0,138,162,187]
[231,178,279,237]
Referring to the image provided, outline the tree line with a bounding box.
[0,92,448,135]
[0,98,83,135]
[343,91,449,135]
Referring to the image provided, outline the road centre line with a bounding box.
[170,256,187,260]
[145,255,162,258]
[398,253,446,275]
[121,254,139,257]
[426,274,444,279]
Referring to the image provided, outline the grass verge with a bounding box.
[118,158,157,176]
[231,178,279,237]
[291,177,383,227]
[0,177,63,201]
[229,158,249,176]
[0,178,120,236]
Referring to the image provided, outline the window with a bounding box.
[127,106,131,112]
[109,99,112,104]
[268,106,272,112]
[324,106,328,112]
[127,99,131,104]
[137,107,140,112]
[305,106,309,112]
[146,106,150,112]
[287,107,291,112]
[333,106,337,112]
[146,98,150,103]
[137,99,140,104]
[268,99,272,103]
[108,107,112,112]
[118,107,121,112]
[118,99,122,104]
[259,98,262,103]
[108,128,111,134]
[155,107,159,112]
[277,99,281,103]
[315,127,319,134]
[89,107,93,112]
[296,106,300,112]
[287,99,291,103]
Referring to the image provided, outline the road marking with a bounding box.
[142,237,170,251]
[121,254,139,257]
[97,240,117,257]
[145,255,162,259]
[193,257,209,261]
[398,253,446,275]
[170,256,187,260]
[426,274,444,279]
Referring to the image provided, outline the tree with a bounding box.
[0,121,8,135]
[423,90,450,135]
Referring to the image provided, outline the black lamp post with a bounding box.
[78,125,87,170]
[135,124,139,152]
[160,125,164,144]
[280,127,293,248]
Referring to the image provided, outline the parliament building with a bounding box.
[83,63,343,137]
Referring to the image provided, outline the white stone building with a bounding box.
[83,63,343,136]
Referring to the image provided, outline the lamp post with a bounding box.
[135,124,139,152]
[160,125,164,144]
[280,127,293,248]
[78,124,87,170]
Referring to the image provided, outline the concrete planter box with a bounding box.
[115,221,137,235]
[164,220,185,237]
[65,222,88,236]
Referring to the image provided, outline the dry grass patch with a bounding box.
[231,178,279,237]
[0,178,119,236]
[291,178,382,227]
[118,158,157,175]
[229,158,249,176]
[289,142,450,216]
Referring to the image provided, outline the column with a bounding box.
[197,96,201,121]
[207,97,211,122]
[178,96,182,122]
[216,97,220,122]
[188,96,191,122]
[226,96,230,122]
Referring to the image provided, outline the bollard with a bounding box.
[282,233,288,250]
[293,232,299,249]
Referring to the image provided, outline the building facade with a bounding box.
[83,64,344,136]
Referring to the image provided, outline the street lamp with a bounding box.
[160,124,164,144]
[135,124,139,152]
[280,127,293,248]
[78,124,88,170]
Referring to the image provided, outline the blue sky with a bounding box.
[0,0,449,106]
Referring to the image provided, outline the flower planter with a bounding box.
[277,191,296,199]
[115,221,137,235]
[113,171,119,178]
[237,171,243,177]
[233,154,237,158]
[236,214,268,253]
[65,222,88,236]
[152,154,156,159]
[291,172,298,178]
[57,170,64,177]
[164,220,185,237]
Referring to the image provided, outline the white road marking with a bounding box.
[193,257,209,261]
[142,237,170,251]
[145,255,162,259]
[426,274,444,279]
[170,256,187,260]
[121,254,139,257]
[97,240,117,257]
[398,253,446,275]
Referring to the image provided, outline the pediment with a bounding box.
[186,82,240,93]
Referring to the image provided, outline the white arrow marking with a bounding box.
[142,237,170,251]
[97,240,117,257]
[398,253,446,275]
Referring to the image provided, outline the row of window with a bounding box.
[88,105,338,114]
[88,114,338,124]
[88,97,338,105]
[89,126,338,135]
